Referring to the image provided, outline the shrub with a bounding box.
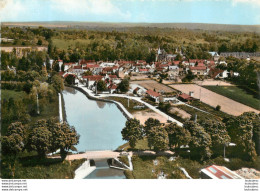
[216,105,221,111]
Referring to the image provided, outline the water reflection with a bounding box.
[96,101,106,109]
[62,87,127,152]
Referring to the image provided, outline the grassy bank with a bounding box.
[104,96,147,114]
[125,155,260,179]
[203,86,260,110]
[1,152,85,179]
[117,138,150,151]
[174,100,230,123]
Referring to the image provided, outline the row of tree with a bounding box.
[122,112,259,161]
[2,119,79,161]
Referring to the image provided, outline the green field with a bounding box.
[1,90,27,100]
[52,38,91,50]
[203,86,260,110]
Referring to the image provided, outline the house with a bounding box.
[102,66,118,74]
[83,64,102,75]
[178,93,194,102]
[201,165,243,179]
[208,68,229,79]
[146,89,160,103]
[100,62,115,68]
[64,63,76,71]
[173,61,180,66]
[209,52,220,61]
[71,65,83,76]
[79,60,96,67]
[83,75,103,88]
[58,60,63,72]
[189,63,207,75]
[108,84,117,94]
[133,87,146,96]
[105,74,121,84]
[139,68,149,74]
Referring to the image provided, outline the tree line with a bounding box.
[122,112,259,161]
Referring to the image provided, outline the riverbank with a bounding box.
[69,83,183,127]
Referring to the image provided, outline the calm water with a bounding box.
[85,160,125,179]
[62,87,127,152]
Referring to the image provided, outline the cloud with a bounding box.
[49,0,131,19]
[232,0,260,7]
[0,0,26,21]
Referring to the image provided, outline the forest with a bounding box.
[1,26,259,62]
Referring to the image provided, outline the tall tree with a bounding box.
[144,118,160,136]
[51,75,64,93]
[240,112,260,156]
[183,121,212,160]
[117,78,129,93]
[166,123,191,151]
[6,122,25,138]
[97,80,107,91]
[225,113,258,160]
[48,121,79,160]
[1,134,24,177]
[200,120,231,156]
[121,118,143,148]
[147,126,169,152]
[28,126,52,158]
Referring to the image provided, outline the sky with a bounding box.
[0,0,259,25]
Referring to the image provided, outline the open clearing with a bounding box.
[131,80,174,93]
[133,110,168,125]
[194,80,234,86]
[203,86,260,110]
[170,84,259,116]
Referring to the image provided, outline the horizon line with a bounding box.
[2,21,260,26]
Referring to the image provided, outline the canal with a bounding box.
[62,87,127,152]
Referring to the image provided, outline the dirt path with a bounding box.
[170,84,259,116]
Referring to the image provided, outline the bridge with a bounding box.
[65,150,174,161]
[66,150,123,161]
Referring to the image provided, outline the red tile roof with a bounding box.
[109,75,118,79]
[84,64,100,69]
[146,89,160,97]
[73,66,82,69]
[209,68,224,78]
[160,64,168,68]
[103,67,118,71]
[108,84,117,89]
[82,75,103,81]
[190,66,207,70]
[58,71,65,76]
[80,60,96,65]
[179,93,193,100]
[202,165,243,179]
[139,69,148,72]
[173,61,180,65]
[189,59,205,63]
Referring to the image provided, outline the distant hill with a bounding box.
[2,22,260,33]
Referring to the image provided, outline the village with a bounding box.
[45,48,258,122]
